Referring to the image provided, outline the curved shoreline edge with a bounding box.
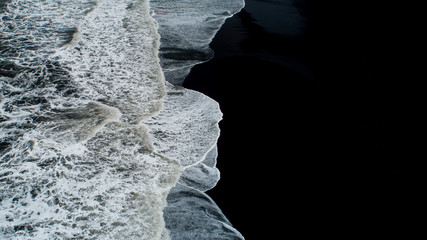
[148,0,246,239]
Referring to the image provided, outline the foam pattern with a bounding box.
[0,1,179,239]
[146,82,222,168]
[178,146,221,192]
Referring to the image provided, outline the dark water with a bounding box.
[184,0,417,238]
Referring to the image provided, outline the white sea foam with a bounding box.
[1,0,178,239]
[178,146,221,192]
[146,82,222,168]
[1,0,245,239]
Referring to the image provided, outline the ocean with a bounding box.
[1,0,245,239]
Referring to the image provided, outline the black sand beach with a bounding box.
[184,1,320,238]
[183,0,417,239]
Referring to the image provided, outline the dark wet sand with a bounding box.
[183,0,416,239]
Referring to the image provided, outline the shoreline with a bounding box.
[184,0,414,238]
[183,1,320,238]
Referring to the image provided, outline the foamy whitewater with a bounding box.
[0,0,244,239]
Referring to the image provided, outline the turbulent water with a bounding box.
[0,0,244,239]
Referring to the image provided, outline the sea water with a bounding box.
[0,0,244,239]
[151,0,244,85]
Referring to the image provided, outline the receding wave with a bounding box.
[0,0,244,239]
[151,0,245,85]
